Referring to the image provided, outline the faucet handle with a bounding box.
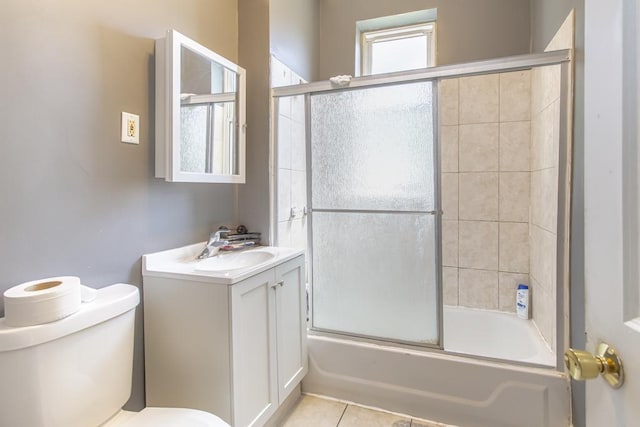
[208,228,231,244]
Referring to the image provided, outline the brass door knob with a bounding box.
[564,342,624,389]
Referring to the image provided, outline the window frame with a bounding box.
[361,22,436,76]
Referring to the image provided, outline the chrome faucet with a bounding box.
[197,229,230,259]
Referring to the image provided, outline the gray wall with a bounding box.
[237,0,272,242]
[270,0,320,82]
[530,2,585,427]
[317,0,531,80]
[238,0,319,241]
[0,0,239,410]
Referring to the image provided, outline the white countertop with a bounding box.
[142,242,304,285]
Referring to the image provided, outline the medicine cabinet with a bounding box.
[155,30,246,183]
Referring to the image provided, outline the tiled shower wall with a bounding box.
[440,65,563,354]
[530,64,561,352]
[440,71,532,313]
[273,55,562,351]
[272,56,308,253]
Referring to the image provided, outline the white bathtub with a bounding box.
[443,306,556,366]
[302,307,570,427]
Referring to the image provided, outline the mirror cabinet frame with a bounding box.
[155,29,246,183]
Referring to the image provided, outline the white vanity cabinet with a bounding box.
[229,256,308,426]
[143,248,306,427]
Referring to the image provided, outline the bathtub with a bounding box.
[443,306,556,366]
[302,307,570,427]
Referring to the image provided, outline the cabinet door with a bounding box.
[274,256,308,404]
[230,269,278,427]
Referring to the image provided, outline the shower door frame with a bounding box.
[304,80,442,348]
[271,49,573,367]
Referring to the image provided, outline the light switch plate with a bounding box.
[121,112,140,144]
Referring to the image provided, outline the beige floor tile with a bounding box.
[338,405,410,427]
[282,394,347,427]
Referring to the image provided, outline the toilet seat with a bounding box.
[106,407,230,427]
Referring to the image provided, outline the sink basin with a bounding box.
[196,250,275,272]
[142,243,303,285]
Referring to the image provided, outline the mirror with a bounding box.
[155,30,246,183]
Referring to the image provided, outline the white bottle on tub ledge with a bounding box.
[516,284,530,319]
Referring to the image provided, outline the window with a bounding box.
[361,22,436,76]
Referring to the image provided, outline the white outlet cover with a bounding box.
[121,112,140,144]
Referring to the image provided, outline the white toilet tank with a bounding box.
[0,283,140,427]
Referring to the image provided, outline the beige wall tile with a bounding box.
[529,225,542,285]
[441,173,458,220]
[529,225,557,294]
[459,220,498,270]
[499,222,529,273]
[542,65,561,112]
[531,277,556,352]
[539,166,559,233]
[442,220,459,267]
[531,276,545,329]
[439,78,459,126]
[545,9,575,51]
[500,70,531,122]
[553,99,561,163]
[530,168,559,233]
[500,172,530,222]
[459,173,499,221]
[540,228,557,294]
[530,67,542,116]
[499,272,529,312]
[531,64,561,115]
[530,170,541,226]
[459,123,499,172]
[440,125,459,172]
[443,266,459,306]
[530,109,550,171]
[531,103,558,171]
[459,74,499,124]
[500,121,530,172]
[458,268,499,309]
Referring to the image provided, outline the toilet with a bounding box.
[0,283,230,427]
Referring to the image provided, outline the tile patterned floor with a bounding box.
[280,394,455,427]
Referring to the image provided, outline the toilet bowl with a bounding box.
[103,408,229,426]
[0,282,230,427]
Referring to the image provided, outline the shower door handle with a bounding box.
[564,342,624,388]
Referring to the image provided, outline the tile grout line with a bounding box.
[335,403,348,427]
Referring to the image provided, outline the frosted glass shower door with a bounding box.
[310,81,440,345]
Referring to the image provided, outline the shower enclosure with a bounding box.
[272,49,573,426]
[308,81,440,346]
[272,49,572,418]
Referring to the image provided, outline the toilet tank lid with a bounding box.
[0,283,139,352]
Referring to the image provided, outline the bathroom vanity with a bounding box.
[142,244,307,427]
